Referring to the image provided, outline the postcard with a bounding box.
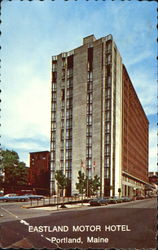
[0,0,157,249]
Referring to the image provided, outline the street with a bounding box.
[0,198,157,248]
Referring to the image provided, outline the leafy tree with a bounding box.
[76,170,86,195]
[0,149,28,189]
[84,175,100,197]
[55,170,68,196]
[91,175,101,195]
[76,171,101,197]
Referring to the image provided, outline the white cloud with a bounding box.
[2,66,51,139]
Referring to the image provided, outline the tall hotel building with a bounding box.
[50,34,149,197]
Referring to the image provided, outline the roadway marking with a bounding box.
[0,206,61,248]
[1,207,19,219]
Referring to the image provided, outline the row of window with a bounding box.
[86,68,93,173]
[104,65,112,171]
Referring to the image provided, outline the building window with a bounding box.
[52,92,57,101]
[86,147,92,158]
[67,89,73,98]
[87,93,93,103]
[62,58,66,68]
[87,158,92,168]
[66,119,72,128]
[52,62,57,72]
[52,131,56,140]
[66,129,72,139]
[104,168,110,178]
[61,120,64,129]
[105,88,111,98]
[66,110,72,119]
[105,99,111,110]
[51,141,56,150]
[52,72,57,82]
[88,47,93,71]
[87,81,93,92]
[105,122,110,133]
[60,161,64,170]
[67,55,73,69]
[67,79,73,88]
[61,110,65,119]
[105,157,110,167]
[61,100,64,109]
[66,140,72,149]
[66,150,72,160]
[87,115,92,125]
[87,137,92,146]
[52,122,56,130]
[105,134,110,144]
[60,129,64,140]
[88,72,93,81]
[66,99,73,108]
[105,111,110,121]
[61,140,64,149]
[105,145,110,155]
[52,103,56,110]
[60,150,64,159]
[52,112,56,121]
[107,76,111,86]
[61,89,65,101]
[87,104,92,114]
[51,151,56,160]
[52,83,56,91]
[86,126,92,136]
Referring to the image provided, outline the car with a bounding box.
[23,194,44,200]
[112,196,123,203]
[0,195,29,202]
[89,197,109,206]
[135,195,145,200]
[104,197,117,204]
[121,196,132,202]
[4,193,17,197]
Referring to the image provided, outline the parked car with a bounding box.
[121,196,132,202]
[110,196,123,203]
[89,197,109,206]
[4,193,17,197]
[0,195,29,202]
[135,195,145,200]
[104,197,117,204]
[23,194,44,200]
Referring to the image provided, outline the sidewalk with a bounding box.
[23,202,90,211]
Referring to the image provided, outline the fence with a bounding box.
[28,195,93,208]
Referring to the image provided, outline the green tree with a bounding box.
[76,170,86,195]
[84,175,100,197]
[0,149,28,189]
[55,170,68,196]
[91,175,101,195]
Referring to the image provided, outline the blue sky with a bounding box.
[1,0,157,171]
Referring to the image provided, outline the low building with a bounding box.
[29,151,50,195]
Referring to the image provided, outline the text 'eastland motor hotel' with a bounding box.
[50,34,149,197]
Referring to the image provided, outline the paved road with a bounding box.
[0,198,157,248]
[0,197,156,223]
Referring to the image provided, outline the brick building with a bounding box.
[29,151,50,195]
[50,34,149,197]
